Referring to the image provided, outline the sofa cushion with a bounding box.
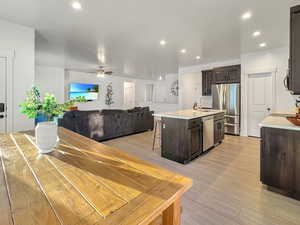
[101,109,126,115]
[141,106,150,111]
[71,110,104,140]
[127,106,150,113]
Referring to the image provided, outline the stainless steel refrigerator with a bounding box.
[212,83,240,135]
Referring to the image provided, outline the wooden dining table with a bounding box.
[0,127,192,225]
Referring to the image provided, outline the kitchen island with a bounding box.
[260,115,300,200]
[154,109,225,164]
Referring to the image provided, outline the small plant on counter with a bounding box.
[20,86,86,121]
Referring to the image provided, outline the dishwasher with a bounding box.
[202,116,214,152]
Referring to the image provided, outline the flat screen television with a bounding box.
[69,83,99,101]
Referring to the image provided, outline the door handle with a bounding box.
[0,115,4,119]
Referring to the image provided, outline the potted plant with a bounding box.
[20,86,86,154]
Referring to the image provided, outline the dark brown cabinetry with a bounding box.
[190,125,202,156]
[161,117,203,164]
[214,119,224,145]
[288,5,300,94]
[261,127,300,200]
[212,65,241,84]
[161,113,225,164]
[202,65,240,96]
[202,70,213,96]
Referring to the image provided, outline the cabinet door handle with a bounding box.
[284,75,288,89]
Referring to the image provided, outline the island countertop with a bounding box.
[259,115,300,131]
[0,128,192,225]
[153,109,225,120]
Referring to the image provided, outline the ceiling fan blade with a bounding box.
[104,71,113,75]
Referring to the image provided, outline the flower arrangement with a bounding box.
[20,86,86,121]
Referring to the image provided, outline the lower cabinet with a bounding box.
[214,119,224,145]
[161,114,225,164]
[161,117,203,164]
[261,127,300,199]
[190,126,202,156]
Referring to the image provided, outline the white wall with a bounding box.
[65,71,181,113]
[0,19,35,132]
[65,70,161,111]
[33,67,180,113]
[35,66,65,103]
[241,47,297,136]
[155,73,179,104]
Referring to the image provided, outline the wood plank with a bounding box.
[162,198,181,225]
[48,150,146,202]
[149,215,162,225]
[26,135,160,202]
[104,174,191,225]
[0,134,60,225]
[55,138,160,192]
[58,128,178,181]
[11,133,103,225]
[0,136,13,225]
[54,130,192,225]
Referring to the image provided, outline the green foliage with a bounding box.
[20,86,86,121]
[105,83,114,106]
[20,87,42,119]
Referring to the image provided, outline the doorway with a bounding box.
[247,73,273,137]
[0,57,7,133]
[124,82,135,109]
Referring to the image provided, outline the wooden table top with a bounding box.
[0,128,192,225]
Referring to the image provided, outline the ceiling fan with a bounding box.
[87,65,114,77]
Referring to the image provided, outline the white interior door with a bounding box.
[124,82,135,108]
[248,73,273,137]
[0,57,7,133]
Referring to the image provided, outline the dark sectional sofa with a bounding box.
[59,107,154,141]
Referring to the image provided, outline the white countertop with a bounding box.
[259,115,300,131]
[153,109,224,120]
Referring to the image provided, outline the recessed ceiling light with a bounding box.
[158,76,163,80]
[160,40,166,46]
[259,42,267,48]
[72,1,82,10]
[181,49,186,54]
[253,31,261,37]
[196,56,201,60]
[242,12,252,20]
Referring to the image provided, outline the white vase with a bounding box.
[35,121,58,154]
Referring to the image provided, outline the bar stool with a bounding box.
[152,117,162,151]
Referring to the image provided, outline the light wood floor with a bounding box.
[103,132,300,225]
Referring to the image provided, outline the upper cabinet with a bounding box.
[202,70,213,96]
[202,65,241,96]
[212,65,241,84]
[289,5,300,95]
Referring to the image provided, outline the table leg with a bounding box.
[162,198,181,225]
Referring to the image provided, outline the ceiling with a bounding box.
[0,0,299,79]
